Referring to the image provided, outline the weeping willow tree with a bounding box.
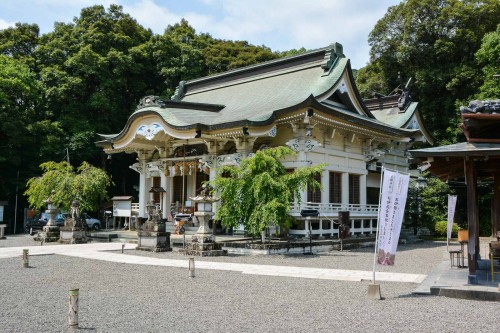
[211,147,324,237]
[25,161,113,212]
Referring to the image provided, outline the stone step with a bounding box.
[399,227,423,243]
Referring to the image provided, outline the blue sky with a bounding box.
[0,0,402,69]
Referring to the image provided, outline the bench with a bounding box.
[449,250,462,268]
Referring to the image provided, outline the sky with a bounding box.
[0,0,402,69]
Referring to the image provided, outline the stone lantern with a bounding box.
[136,202,172,252]
[39,190,60,242]
[180,185,227,256]
[59,200,87,244]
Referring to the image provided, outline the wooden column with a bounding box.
[465,159,479,277]
[492,173,500,237]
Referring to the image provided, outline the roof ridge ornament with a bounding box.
[138,95,162,109]
[397,74,412,110]
[171,80,186,101]
[321,42,344,73]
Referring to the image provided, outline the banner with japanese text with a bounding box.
[376,169,410,266]
[447,195,457,240]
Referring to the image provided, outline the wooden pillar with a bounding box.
[465,159,479,277]
[492,173,500,237]
[341,172,349,208]
[321,170,329,205]
[360,174,367,206]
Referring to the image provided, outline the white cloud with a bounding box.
[121,0,182,34]
[164,0,398,68]
[0,18,15,30]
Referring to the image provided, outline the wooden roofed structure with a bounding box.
[411,99,500,281]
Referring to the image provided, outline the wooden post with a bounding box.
[465,159,479,278]
[492,173,500,238]
[68,288,79,328]
[188,257,195,278]
[22,249,29,268]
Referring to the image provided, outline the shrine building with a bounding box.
[96,42,432,237]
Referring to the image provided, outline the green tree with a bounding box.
[25,161,113,212]
[355,61,390,98]
[35,4,158,165]
[153,19,207,97]
[203,39,278,75]
[0,22,40,70]
[211,147,324,236]
[475,24,500,99]
[0,55,44,197]
[360,0,500,144]
[157,19,281,95]
[421,177,454,228]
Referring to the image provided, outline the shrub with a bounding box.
[434,221,459,237]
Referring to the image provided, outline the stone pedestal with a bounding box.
[59,217,87,244]
[35,225,60,242]
[0,224,6,239]
[136,219,172,252]
[59,228,87,244]
[179,211,227,257]
[180,240,227,257]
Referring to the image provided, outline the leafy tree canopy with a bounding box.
[25,161,113,212]
[0,55,43,198]
[358,0,500,144]
[211,147,324,236]
[0,22,39,69]
[475,24,500,99]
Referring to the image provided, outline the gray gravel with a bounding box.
[0,235,498,333]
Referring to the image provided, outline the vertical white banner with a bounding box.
[447,195,457,240]
[376,169,410,266]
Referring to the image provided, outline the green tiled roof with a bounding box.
[130,46,349,128]
[180,59,348,125]
[371,102,418,128]
[101,44,421,142]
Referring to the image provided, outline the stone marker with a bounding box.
[22,249,29,268]
[68,288,79,328]
[368,283,382,300]
[189,257,195,278]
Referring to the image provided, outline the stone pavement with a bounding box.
[413,241,500,301]
[0,242,425,284]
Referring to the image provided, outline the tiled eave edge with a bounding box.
[96,94,418,147]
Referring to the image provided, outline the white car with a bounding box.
[62,212,101,230]
[82,213,101,230]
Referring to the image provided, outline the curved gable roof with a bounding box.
[98,43,423,146]
[131,44,373,127]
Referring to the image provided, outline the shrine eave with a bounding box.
[97,94,419,146]
[410,142,500,158]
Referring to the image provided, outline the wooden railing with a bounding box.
[132,201,379,237]
[289,202,379,217]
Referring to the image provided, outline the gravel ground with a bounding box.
[0,235,498,333]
